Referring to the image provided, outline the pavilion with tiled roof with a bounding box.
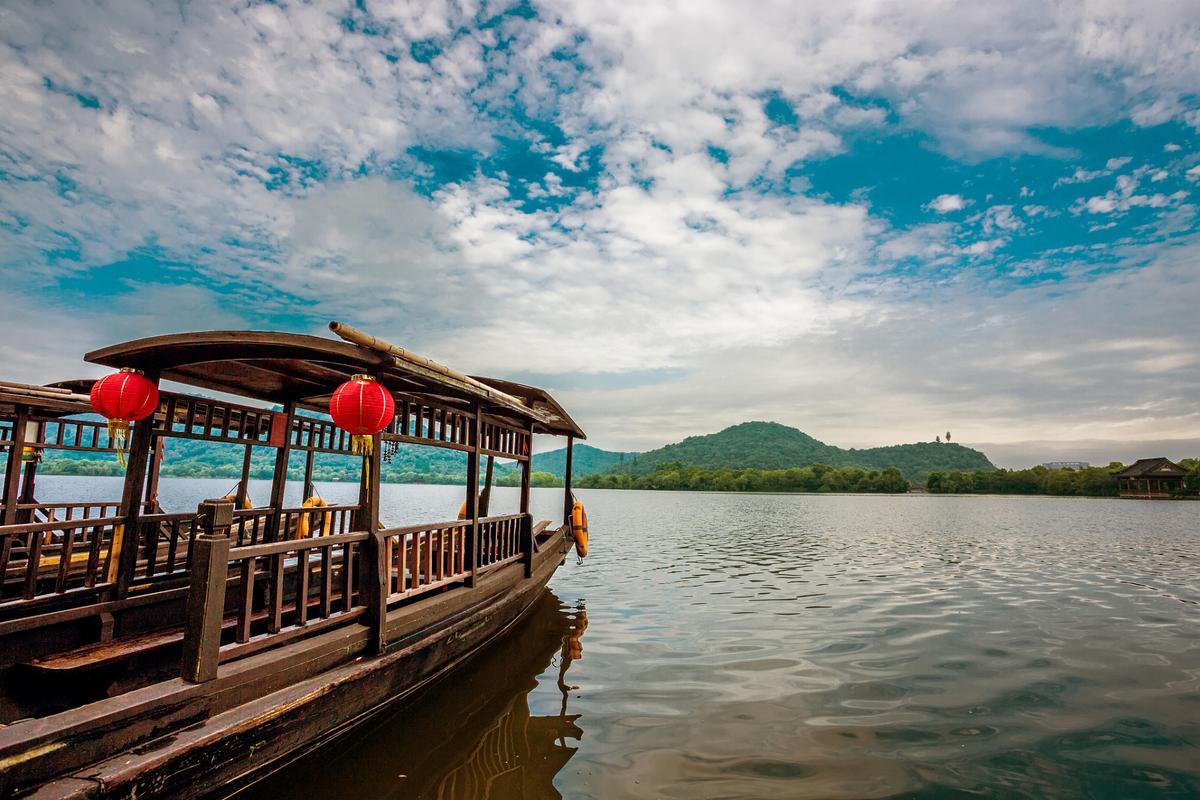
[1113,457,1188,499]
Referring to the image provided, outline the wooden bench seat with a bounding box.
[24,584,352,675]
[24,628,189,673]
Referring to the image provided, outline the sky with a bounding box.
[1,0,1199,467]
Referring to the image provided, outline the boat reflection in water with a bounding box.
[238,590,587,800]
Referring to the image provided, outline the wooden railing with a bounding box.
[30,416,119,453]
[0,500,151,527]
[290,415,356,454]
[233,507,276,545]
[221,530,368,660]
[0,516,120,607]
[478,422,530,461]
[16,501,132,525]
[136,512,195,579]
[382,409,531,459]
[377,512,529,604]
[158,393,276,445]
[132,507,276,581]
[274,504,358,541]
[478,513,526,572]
[386,399,473,450]
[167,500,539,683]
[0,499,368,612]
[180,500,372,682]
[20,501,123,521]
[380,519,470,602]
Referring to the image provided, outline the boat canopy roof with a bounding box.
[468,375,586,447]
[84,325,585,439]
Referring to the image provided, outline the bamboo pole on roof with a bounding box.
[0,386,89,404]
[0,380,73,395]
[327,321,539,419]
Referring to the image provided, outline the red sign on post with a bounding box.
[267,412,289,448]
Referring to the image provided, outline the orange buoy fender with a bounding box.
[297,495,329,538]
[571,501,588,558]
[220,494,254,510]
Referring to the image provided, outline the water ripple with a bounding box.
[234,486,1200,800]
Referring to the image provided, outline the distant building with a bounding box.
[1113,458,1188,499]
[1042,461,1089,470]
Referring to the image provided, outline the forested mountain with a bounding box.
[599,421,994,483]
[528,444,637,478]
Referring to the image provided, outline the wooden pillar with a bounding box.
[18,456,38,523]
[302,449,315,499]
[480,455,494,517]
[16,422,42,524]
[180,498,233,683]
[143,436,163,511]
[235,445,253,509]
[115,374,160,598]
[357,434,385,653]
[464,401,481,588]
[2,405,29,525]
[267,401,296,541]
[520,426,533,578]
[562,435,574,527]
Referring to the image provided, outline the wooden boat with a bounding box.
[0,322,586,799]
[240,590,585,800]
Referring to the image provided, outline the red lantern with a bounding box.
[329,375,394,459]
[90,368,159,466]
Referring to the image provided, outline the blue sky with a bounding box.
[1,0,1199,465]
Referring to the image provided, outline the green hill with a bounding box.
[603,421,993,483]
[528,444,638,479]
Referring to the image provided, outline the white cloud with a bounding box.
[1074,169,1190,214]
[927,194,969,213]
[982,205,1023,234]
[963,238,1005,256]
[1055,156,1136,187]
[2,0,1200,460]
[1055,167,1108,186]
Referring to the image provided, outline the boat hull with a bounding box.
[15,528,571,799]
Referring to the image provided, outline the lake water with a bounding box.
[36,479,1200,798]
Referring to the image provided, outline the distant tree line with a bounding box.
[927,460,1200,497]
[577,461,910,493]
[577,458,1200,497]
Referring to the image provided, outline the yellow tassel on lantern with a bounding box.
[351,434,373,483]
[108,419,130,468]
